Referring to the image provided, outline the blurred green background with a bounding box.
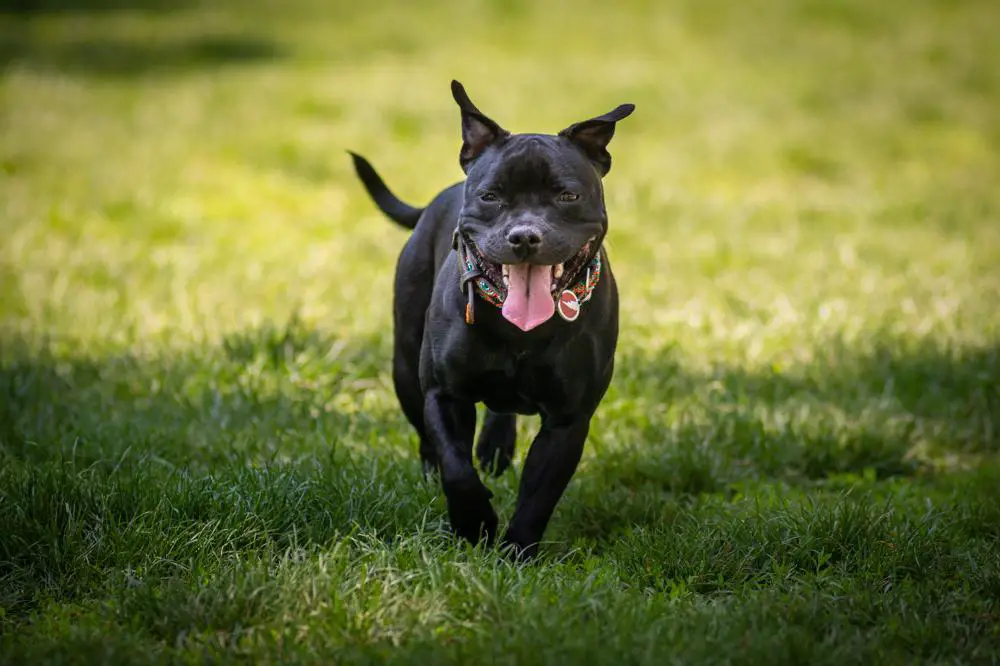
[1,0,999,663]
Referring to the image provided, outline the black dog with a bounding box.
[350,81,633,559]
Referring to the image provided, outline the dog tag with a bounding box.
[557,290,581,322]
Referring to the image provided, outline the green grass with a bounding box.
[2,0,1000,662]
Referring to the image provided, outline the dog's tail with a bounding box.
[348,152,424,230]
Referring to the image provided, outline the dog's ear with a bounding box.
[452,80,509,173]
[559,103,635,176]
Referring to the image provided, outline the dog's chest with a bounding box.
[471,358,565,415]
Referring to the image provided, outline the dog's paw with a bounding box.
[476,411,516,477]
[445,480,498,546]
[498,537,538,562]
[451,505,499,546]
[420,458,440,481]
[478,448,513,477]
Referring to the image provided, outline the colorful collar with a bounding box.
[452,228,602,325]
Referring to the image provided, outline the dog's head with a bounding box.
[451,80,633,331]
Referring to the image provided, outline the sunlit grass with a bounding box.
[2,0,999,662]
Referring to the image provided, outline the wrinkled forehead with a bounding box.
[471,134,596,191]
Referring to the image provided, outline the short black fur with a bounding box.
[351,80,634,559]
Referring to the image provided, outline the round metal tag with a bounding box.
[557,290,581,322]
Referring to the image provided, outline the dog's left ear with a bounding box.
[559,103,635,176]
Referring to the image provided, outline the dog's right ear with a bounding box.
[452,80,509,173]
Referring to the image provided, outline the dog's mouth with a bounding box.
[464,236,596,293]
[462,235,597,332]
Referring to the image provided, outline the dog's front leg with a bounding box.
[503,414,590,560]
[424,389,498,545]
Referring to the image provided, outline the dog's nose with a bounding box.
[506,226,542,258]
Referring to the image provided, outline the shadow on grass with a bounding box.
[0,320,439,619]
[0,0,284,79]
[0,322,396,468]
[3,319,995,496]
[1,0,285,79]
[0,32,286,77]
[1,318,997,614]
[555,338,999,547]
[1,0,192,13]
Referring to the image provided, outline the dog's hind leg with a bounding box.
[392,348,436,475]
[392,249,436,475]
[476,410,516,476]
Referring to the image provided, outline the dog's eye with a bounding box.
[558,192,580,203]
[479,191,499,203]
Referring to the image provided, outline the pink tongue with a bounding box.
[502,264,555,331]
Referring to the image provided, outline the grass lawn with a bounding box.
[2,0,999,662]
